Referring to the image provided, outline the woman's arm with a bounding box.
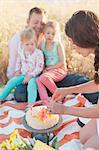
[65,104,99,118]
[52,80,99,102]
[7,33,20,79]
[48,101,99,118]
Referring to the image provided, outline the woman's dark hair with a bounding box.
[65,10,99,84]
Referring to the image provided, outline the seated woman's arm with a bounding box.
[65,102,99,118]
[48,101,99,118]
[52,80,99,102]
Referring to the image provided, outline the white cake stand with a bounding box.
[22,115,62,145]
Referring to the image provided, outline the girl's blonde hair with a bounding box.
[43,21,61,42]
[20,28,37,46]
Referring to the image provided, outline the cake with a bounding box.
[26,106,59,130]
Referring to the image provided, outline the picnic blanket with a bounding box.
[0,94,92,149]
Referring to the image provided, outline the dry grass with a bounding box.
[0,0,99,85]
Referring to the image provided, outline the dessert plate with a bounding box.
[22,115,62,134]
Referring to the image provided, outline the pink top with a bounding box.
[15,48,44,77]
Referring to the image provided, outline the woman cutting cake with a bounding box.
[48,10,99,150]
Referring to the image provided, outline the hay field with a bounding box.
[0,0,99,85]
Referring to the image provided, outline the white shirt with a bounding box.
[7,32,20,79]
[7,32,44,79]
[15,48,44,77]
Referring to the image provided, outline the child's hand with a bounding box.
[43,67,51,73]
[23,74,32,84]
[47,101,66,114]
[43,68,47,73]
[46,66,51,70]
[15,71,21,76]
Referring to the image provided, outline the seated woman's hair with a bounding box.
[65,10,99,84]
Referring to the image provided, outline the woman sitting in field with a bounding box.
[48,10,99,150]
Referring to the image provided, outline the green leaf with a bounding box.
[52,137,59,150]
[20,137,33,150]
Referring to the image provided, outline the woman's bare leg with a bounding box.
[80,119,97,144]
[83,134,99,150]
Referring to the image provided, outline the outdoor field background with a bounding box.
[0,0,99,85]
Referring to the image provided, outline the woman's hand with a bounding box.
[52,88,68,102]
[47,101,66,114]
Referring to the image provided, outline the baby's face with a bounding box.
[23,38,36,53]
[44,27,55,42]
